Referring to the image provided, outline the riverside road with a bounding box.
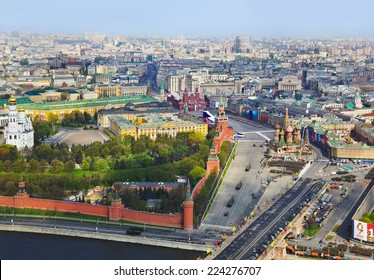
[214,178,325,260]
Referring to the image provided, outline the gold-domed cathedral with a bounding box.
[4,96,34,150]
[272,108,301,153]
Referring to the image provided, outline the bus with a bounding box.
[234,131,245,139]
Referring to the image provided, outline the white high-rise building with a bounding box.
[5,96,34,150]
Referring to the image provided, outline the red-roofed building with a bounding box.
[168,88,207,111]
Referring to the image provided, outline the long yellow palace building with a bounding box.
[20,95,157,121]
[106,115,208,140]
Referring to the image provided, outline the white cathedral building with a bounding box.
[3,96,34,150]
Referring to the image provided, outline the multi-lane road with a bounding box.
[214,178,325,260]
[202,142,266,228]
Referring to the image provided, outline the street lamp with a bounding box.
[96,217,100,233]
[11,210,15,225]
[54,213,57,228]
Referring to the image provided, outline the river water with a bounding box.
[0,231,201,260]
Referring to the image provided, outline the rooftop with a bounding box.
[21,95,156,111]
[108,116,135,128]
[0,98,34,107]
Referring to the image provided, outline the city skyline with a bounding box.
[1,0,374,37]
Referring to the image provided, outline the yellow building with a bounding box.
[98,105,179,128]
[94,85,121,98]
[108,115,208,140]
[21,96,157,121]
[109,116,137,139]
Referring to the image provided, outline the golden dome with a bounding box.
[8,96,17,105]
[18,108,25,113]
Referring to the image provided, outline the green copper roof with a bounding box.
[0,98,34,106]
[21,95,157,111]
[113,191,121,201]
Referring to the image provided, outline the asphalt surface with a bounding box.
[0,216,216,245]
[45,128,109,146]
[214,178,325,260]
[200,111,275,228]
[202,142,265,228]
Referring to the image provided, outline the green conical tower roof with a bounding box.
[186,179,191,200]
[113,191,121,201]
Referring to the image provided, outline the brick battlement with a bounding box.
[0,195,184,228]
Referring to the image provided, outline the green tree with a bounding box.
[33,121,52,144]
[34,144,53,162]
[13,159,27,173]
[50,159,65,173]
[3,160,12,172]
[28,159,41,173]
[81,157,91,171]
[188,165,206,186]
[64,160,76,172]
[75,149,83,164]
[0,160,3,171]
[84,112,91,124]
[110,145,123,157]
[48,113,59,132]
[52,149,62,161]
[39,159,49,173]
[93,158,109,171]
[132,141,146,154]
[75,111,85,124]
[143,155,153,167]
[3,181,16,196]
[85,146,100,158]
[0,144,19,161]
[100,147,110,157]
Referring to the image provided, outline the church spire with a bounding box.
[284,107,289,128]
[186,179,192,200]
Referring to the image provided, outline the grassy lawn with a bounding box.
[303,225,321,237]
[326,235,334,241]
[332,224,340,233]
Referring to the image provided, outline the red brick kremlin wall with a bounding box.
[0,195,184,228]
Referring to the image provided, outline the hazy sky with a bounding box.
[1,0,373,37]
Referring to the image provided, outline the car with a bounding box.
[226,196,235,207]
[235,180,243,190]
[224,211,229,216]
[245,163,251,171]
